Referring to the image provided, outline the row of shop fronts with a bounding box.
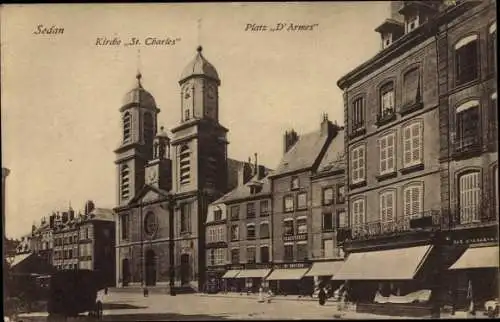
[204,226,498,316]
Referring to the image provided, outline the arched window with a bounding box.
[260,222,270,239]
[458,171,481,224]
[246,223,256,240]
[123,112,131,143]
[455,100,480,150]
[120,165,130,200]
[179,145,191,185]
[403,182,423,219]
[403,67,421,106]
[351,197,366,237]
[488,23,497,75]
[455,34,479,86]
[143,113,154,158]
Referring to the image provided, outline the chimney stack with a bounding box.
[237,161,253,186]
[84,200,95,215]
[62,211,69,223]
[284,129,299,154]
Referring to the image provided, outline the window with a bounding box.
[297,243,308,261]
[455,35,478,86]
[488,23,497,75]
[246,247,256,263]
[490,93,498,142]
[297,217,307,234]
[120,165,130,200]
[185,108,190,121]
[351,145,366,184]
[283,219,294,236]
[337,210,347,228]
[351,198,365,233]
[284,244,294,261]
[231,249,240,264]
[230,225,239,241]
[214,209,222,222]
[246,224,256,240]
[405,13,419,33]
[456,100,480,150]
[121,214,129,240]
[322,188,334,205]
[180,203,190,233]
[403,122,423,168]
[260,246,270,263]
[380,191,395,223]
[260,200,270,216]
[382,33,392,49]
[379,133,396,175]
[230,205,240,220]
[352,97,365,130]
[459,172,481,224]
[403,67,421,106]
[284,195,294,212]
[246,202,256,218]
[291,177,300,190]
[403,183,423,218]
[322,213,334,232]
[179,145,191,185]
[322,239,334,258]
[123,112,131,143]
[337,185,345,204]
[207,249,215,266]
[380,82,395,115]
[297,192,307,210]
[260,222,270,239]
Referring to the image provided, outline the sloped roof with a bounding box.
[214,172,273,204]
[88,208,115,222]
[272,131,329,177]
[227,158,246,192]
[317,129,346,173]
[179,46,220,84]
[8,253,32,268]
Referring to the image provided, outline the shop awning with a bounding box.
[332,245,433,280]
[222,270,241,279]
[266,268,310,280]
[236,269,271,279]
[449,246,499,270]
[305,261,344,277]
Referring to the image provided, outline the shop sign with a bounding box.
[273,262,309,269]
[245,263,272,269]
[228,264,244,270]
[453,236,497,245]
[283,234,307,242]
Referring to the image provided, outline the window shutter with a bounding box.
[411,186,421,217]
[380,138,387,173]
[404,127,412,166]
[404,188,412,217]
[387,135,395,171]
[359,147,365,180]
[380,194,387,222]
[387,192,394,221]
[412,123,422,163]
[359,200,365,224]
[352,149,359,182]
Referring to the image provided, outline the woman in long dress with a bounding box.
[318,287,326,306]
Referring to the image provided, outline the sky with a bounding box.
[1,2,389,239]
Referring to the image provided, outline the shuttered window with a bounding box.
[403,184,423,218]
[403,122,423,168]
[380,191,395,223]
[459,172,481,224]
[351,199,365,232]
[379,133,396,175]
[351,145,366,184]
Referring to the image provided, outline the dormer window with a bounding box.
[291,177,299,190]
[382,33,393,49]
[406,13,419,33]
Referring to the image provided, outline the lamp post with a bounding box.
[168,194,176,296]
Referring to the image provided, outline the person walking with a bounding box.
[318,287,326,306]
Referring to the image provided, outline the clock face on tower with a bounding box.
[183,85,193,120]
[146,167,158,184]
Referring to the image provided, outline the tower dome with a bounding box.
[122,73,157,108]
[179,46,220,85]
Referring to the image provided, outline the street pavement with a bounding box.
[17,291,486,321]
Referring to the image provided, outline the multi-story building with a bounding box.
[15,233,33,255]
[114,46,245,291]
[334,0,497,317]
[435,0,498,312]
[267,116,343,295]
[30,216,53,265]
[51,202,116,286]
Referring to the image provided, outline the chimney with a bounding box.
[320,113,340,139]
[62,211,69,223]
[237,160,253,186]
[49,214,55,228]
[84,200,95,215]
[284,129,299,154]
[257,165,266,180]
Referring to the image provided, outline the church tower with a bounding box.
[114,73,160,206]
[172,46,229,195]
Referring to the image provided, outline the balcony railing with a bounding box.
[315,248,344,260]
[451,133,482,157]
[350,210,444,240]
[449,204,498,228]
[376,107,397,126]
[282,233,307,242]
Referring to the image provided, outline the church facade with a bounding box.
[113,46,242,290]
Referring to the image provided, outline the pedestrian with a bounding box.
[258,286,264,303]
[318,287,326,306]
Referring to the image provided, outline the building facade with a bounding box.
[114,46,244,291]
[334,0,497,316]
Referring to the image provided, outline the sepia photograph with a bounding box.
[1,1,498,321]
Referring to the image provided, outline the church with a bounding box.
[113,46,245,291]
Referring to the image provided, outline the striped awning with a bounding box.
[266,268,310,280]
[221,270,240,279]
[449,246,499,270]
[236,269,271,279]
